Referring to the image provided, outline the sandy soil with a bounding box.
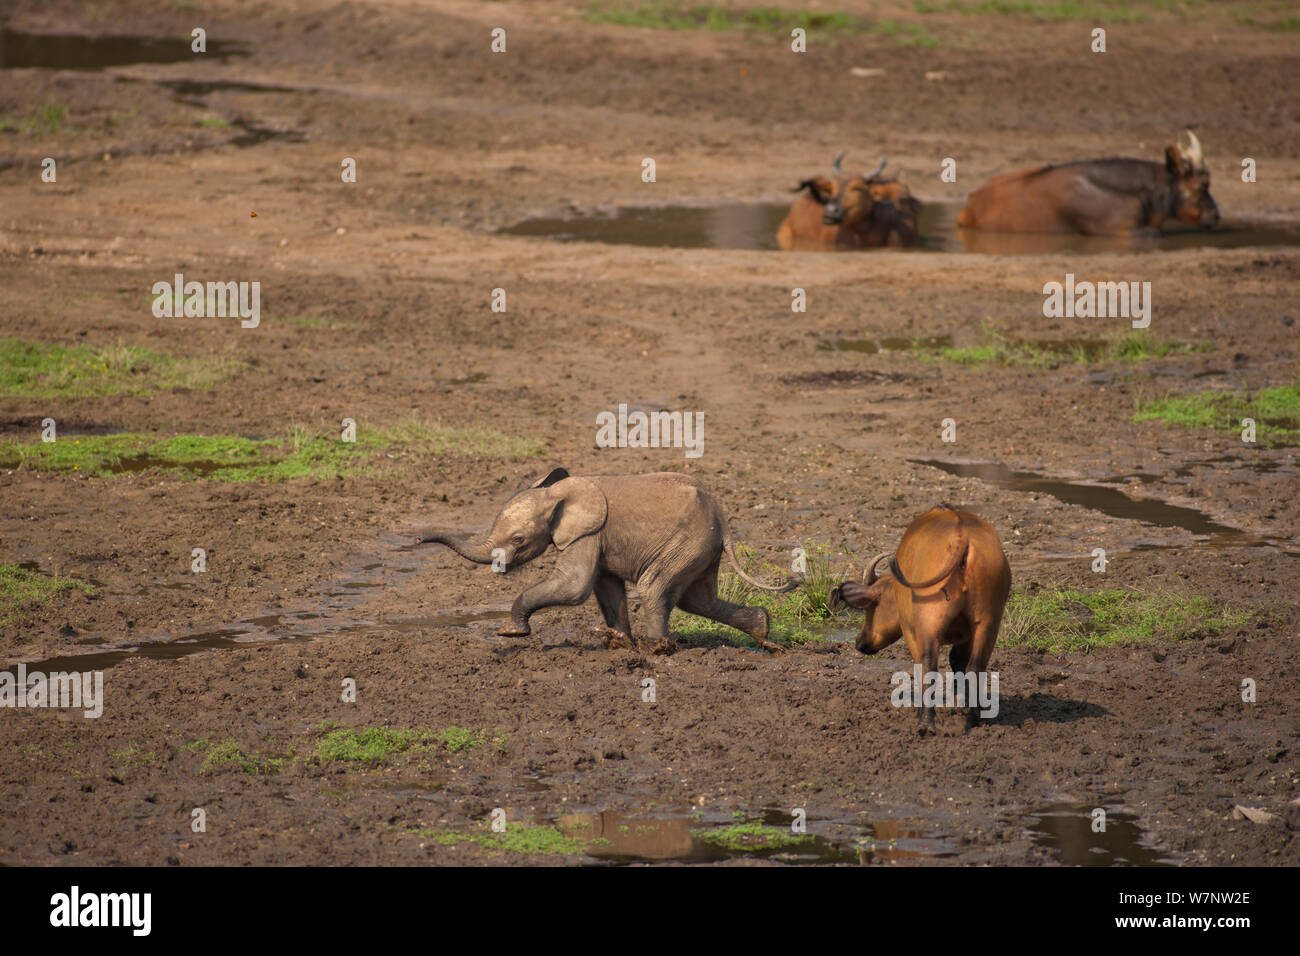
[0,0,1297,865]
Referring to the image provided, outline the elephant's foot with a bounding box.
[743,607,785,655]
[497,620,531,638]
[600,626,635,650]
[649,637,678,656]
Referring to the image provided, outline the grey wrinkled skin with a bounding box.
[415,468,789,655]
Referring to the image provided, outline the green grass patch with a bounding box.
[692,821,816,852]
[0,337,242,401]
[191,738,279,775]
[108,744,159,770]
[584,3,939,43]
[0,564,96,627]
[930,331,1210,368]
[0,418,545,480]
[587,2,864,33]
[0,100,68,134]
[911,0,1193,22]
[1247,14,1300,30]
[412,824,585,856]
[312,725,508,766]
[1001,585,1252,652]
[280,315,362,331]
[1236,2,1300,30]
[1133,381,1300,446]
[671,541,856,647]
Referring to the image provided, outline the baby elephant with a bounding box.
[415,468,795,655]
[830,505,1011,735]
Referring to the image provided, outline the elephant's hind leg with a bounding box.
[678,567,784,655]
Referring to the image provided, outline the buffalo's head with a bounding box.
[828,552,903,654]
[820,151,888,227]
[1165,130,1218,229]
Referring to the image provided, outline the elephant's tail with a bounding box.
[722,533,800,593]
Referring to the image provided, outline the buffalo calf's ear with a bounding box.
[835,580,877,609]
[795,177,832,204]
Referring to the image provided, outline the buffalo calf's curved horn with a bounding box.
[1182,130,1206,172]
[831,150,846,176]
[862,551,892,585]
[865,155,887,180]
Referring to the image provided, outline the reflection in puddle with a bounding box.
[548,808,950,864]
[916,458,1298,554]
[0,29,250,69]
[1027,804,1172,866]
[500,201,1300,255]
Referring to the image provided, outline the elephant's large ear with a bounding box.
[531,466,570,489]
[547,478,607,550]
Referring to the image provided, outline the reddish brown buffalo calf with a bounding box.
[831,506,1011,735]
[777,151,921,250]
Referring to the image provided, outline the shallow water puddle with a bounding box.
[0,30,250,69]
[14,607,511,674]
[500,201,1300,254]
[1026,804,1173,866]
[7,536,512,673]
[916,458,1299,554]
[819,334,953,354]
[22,628,288,674]
[549,808,951,864]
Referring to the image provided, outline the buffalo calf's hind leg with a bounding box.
[949,642,980,732]
[961,617,1002,731]
[917,643,939,737]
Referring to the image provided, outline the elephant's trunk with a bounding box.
[415,530,495,564]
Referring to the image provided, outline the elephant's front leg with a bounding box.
[593,572,633,648]
[498,538,600,637]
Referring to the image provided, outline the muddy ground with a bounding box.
[0,0,1297,865]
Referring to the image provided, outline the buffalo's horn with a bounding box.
[1182,130,1205,171]
[831,150,846,176]
[864,155,887,180]
[862,551,892,585]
